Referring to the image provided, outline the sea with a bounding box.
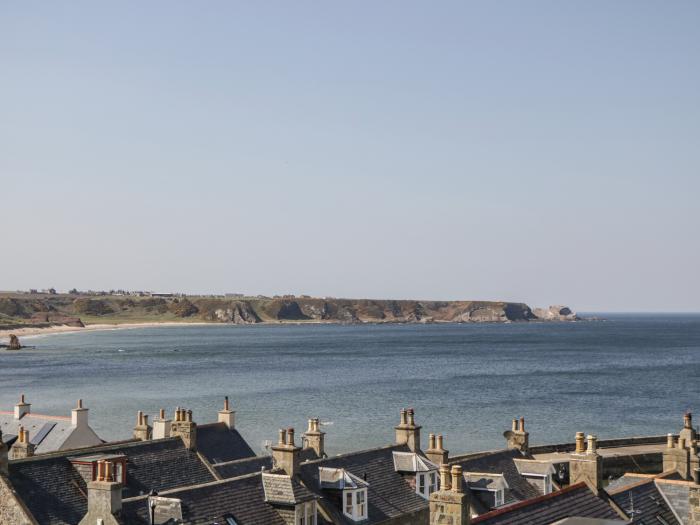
[2,313,699,456]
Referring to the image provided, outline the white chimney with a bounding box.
[72,399,89,427]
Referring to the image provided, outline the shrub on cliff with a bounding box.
[169,299,199,317]
[73,298,114,315]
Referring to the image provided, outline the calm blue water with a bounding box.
[2,314,700,456]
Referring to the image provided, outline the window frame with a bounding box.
[342,488,368,521]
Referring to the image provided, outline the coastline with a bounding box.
[0,321,218,341]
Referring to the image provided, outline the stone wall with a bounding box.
[0,475,36,524]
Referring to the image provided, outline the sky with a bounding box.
[1,2,699,312]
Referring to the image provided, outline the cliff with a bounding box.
[0,293,577,327]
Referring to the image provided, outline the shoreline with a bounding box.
[0,321,218,341]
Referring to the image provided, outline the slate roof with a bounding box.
[0,411,99,454]
[608,478,680,525]
[121,473,290,525]
[262,471,317,504]
[9,437,216,525]
[471,482,623,525]
[298,444,429,525]
[654,480,690,524]
[196,422,256,464]
[450,449,542,505]
[214,455,273,479]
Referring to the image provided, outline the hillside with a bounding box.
[0,292,577,329]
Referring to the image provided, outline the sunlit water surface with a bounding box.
[2,314,699,455]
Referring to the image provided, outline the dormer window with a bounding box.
[392,451,439,500]
[343,488,367,521]
[464,472,509,509]
[295,501,317,525]
[513,459,556,496]
[318,467,369,522]
[416,471,439,498]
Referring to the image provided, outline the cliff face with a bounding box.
[0,293,576,326]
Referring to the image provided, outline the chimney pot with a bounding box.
[694,468,700,485]
[451,465,463,493]
[224,396,230,411]
[519,417,525,432]
[575,432,585,453]
[440,464,451,491]
[78,399,83,409]
[512,419,518,432]
[287,428,295,446]
[437,434,444,451]
[159,408,165,420]
[408,408,415,426]
[685,412,693,429]
[668,433,675,448]
[429,433,436,450]
[278,429,286,445]
[400,408,407,426]
[587,435,597,455]
[20,394,25,403]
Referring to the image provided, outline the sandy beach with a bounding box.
[0,321,217,342]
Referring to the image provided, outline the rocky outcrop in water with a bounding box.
[533,305,579,321]
[8,334,21,350]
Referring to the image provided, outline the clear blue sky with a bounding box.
[2,2,698,312]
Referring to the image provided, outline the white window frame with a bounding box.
[342,488,368,521]
[494,488,504,507]
[416,471,439,499]
[295,501,316,525]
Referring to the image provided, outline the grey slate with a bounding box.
[196,422,256,464]
[609,478,680,525]
[471,483,622,525]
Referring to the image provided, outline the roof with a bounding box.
[214,455,273,479]
[513,458,555,476]
[298,444,429,525]
[121,473,290,525]
[654,480,690,524]
[9,437,216,525]
[550,519,628,525]
[450,449,542,505]
[608,477,680,525]
[319,466,370,490]
[262,472,317,504]
[196,422,256,464]
[392,451,439,473]
[0,411,86,454]
[465,472,510,491]
[471,483,623,525]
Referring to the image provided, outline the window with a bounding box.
[544,475,552,495]
[416,471,438,499]
[343,489,368,521]
[296,502,316,525]
[494,489,504,507]
[356,490,365,517]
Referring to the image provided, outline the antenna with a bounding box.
[625,492,642,520]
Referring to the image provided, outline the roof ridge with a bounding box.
[471,482,590,523]
[212,455,269,468]
[301,443,401,465]
[9,436,181,463]
[606,477,654,495]
[122,471,263,502]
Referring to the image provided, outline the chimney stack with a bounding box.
[10,427,35,459]
[170,408,197,450]
[272,427,301,477]
[218,396,236,429]
[133,411,152,441]
[395,408,422,452]
[504,416,530,453]
[153,408,172,439]
[303,418,326,458]
[426,433,449,465]
[681,413,698,448]
[569,432,602,491]
[430,464,469,525]
[78,460,122,525]
[72,399,89,427]
[14,394,30,420]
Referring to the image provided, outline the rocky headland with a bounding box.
[0,292,580,333]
